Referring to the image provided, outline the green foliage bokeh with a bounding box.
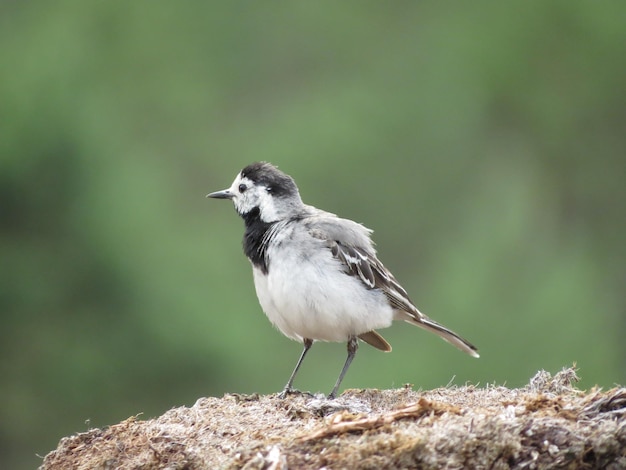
[1,2,625,468]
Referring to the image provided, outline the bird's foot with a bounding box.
[278,388,314,399]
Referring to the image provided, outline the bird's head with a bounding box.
[207,162,304,223]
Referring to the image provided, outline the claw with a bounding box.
[278,388,313,399]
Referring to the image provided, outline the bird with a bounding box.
[207,162,478,399]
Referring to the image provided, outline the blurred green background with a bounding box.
[2,2,625,468]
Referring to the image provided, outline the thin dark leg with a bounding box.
[278,338,313,398]
[328,336,359,399]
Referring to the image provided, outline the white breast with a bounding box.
[251,226,394,343]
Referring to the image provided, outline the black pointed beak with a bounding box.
[206,189,234,199]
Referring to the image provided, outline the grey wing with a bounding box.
[330,239,480,358]
[306,214,419,315]
[307,215,480,358]
[305,210,374,249]
[306,215,399,352]
[330,240,419,315]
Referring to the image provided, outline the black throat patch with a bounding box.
[242,207,273,274]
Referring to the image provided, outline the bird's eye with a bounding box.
[238,184,247,193]
[265,186,272,193]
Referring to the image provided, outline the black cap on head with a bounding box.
[241,162,299,197]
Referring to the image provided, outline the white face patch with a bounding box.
[227,173,280,222]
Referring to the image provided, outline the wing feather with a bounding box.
[309,215,419,315]
[333,241,419,315]
[307,215,479,358]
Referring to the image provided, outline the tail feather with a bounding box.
[358,330,392,352]
[408,316,479,358]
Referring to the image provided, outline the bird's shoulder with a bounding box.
[298,208,417,314]
[299,207,374,251]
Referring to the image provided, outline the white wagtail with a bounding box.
[208,162,478,399]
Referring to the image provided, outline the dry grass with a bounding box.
[40,367,626,469]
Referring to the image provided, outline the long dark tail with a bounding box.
[409,316,479,358]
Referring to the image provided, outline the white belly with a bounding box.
[252,248,394,343]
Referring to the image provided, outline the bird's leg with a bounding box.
[278,338,313,398]
[328,336,359,399]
